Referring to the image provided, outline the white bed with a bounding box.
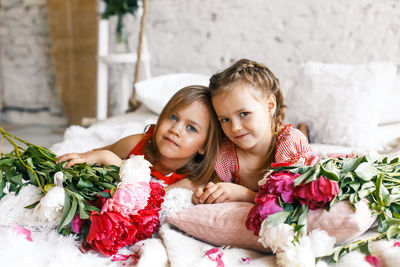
[1,64,400,266]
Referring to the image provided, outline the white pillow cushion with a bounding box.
[135,73,210,114]
[286,62,396,150]
[378,73,400,125]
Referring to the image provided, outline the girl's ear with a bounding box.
[267,94,277,115]
[198,148,205,155]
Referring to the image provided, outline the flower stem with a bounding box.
[1,128,46,193]
[0,127,56,162]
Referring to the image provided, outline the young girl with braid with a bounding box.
[194,59,318,204]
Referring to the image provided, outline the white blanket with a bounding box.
[1,108,400,267]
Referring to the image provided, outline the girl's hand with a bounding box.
[56,150,122,168]
[192,184,207,204]
[197,182,256,204]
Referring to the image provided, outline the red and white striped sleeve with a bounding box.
[214,139,239,183]
[274,125,319,166]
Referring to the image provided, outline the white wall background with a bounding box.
[0,0,399,124]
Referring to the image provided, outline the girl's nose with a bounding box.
[169,123,182,137]
[231,118,242,132]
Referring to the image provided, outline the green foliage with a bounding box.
[0,127,121,233]
[101,0,139,42]
[270,154,400,262]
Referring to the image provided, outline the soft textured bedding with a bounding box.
[1,105,400,266]
[2,66,400,266]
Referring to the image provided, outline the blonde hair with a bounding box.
[209,58,286,134]
[143,85,221,183]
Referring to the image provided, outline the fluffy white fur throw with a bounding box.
[1,108,399,266]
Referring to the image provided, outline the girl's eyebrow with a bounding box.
[218,108,247,118]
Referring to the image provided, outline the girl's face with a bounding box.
[156,101,210,164]
[212,84,275,152]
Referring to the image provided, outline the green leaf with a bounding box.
[266,211,290,228]
[10,174,23,186]
[0,171,5,199]
[85,205,100,214]
[376,174,390,206]
[58,192,77,232]
[78,198,89,220]
[297,205,308,235]
[320,159,340,181]
[387,223,400,239]
[76,178,93,189]
[0,157,17,167]
[359,242,370,255]
[294,167,315,186]
[96,191,111,198]
[357,181,375,199]
[340,157,364,175]
[305,164,321,184]
[355,162,379,181]
[24,200,40,209]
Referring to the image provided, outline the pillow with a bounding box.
[167,202,271,253]
[166,200,375,252]
[285,62,397,150]
[378,73,400,125]
[135,73,210,114]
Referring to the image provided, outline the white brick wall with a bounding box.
[1,0,399,123]
[0,0,63,124]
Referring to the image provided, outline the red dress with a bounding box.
[214,124,318,183]
[128,125,184,186]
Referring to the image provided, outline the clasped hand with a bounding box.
[192,182,255,204]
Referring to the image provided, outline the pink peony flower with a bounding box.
[293,176,339,210]
[259,171,300,204]
[246,194,284,235]
[101,182,151,216]
[256,194,284,218]
[246,205,265,235]
[71,213,86,233]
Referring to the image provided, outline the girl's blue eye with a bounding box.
[187,125,197,133]
[240,112,249,117]
[220,118,229,123]
[169,114,177,121]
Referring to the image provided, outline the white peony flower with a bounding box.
[33,171,65,225]
[308,229,336,257]
[258,220,294,253]
[276,235,315,267]
[119,156,152,185]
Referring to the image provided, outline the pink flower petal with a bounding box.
[205,248,225,267]
[241,257,251,264]
[365,255,380,267]
[12,222,33,241]
[394,242,400,247]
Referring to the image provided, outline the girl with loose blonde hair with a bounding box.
[58,85,221,190]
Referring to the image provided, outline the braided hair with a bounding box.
[209,58,287,134]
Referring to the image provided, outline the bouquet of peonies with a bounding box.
[246,155,400,266]
[0,128,165,257]
[74,156,165,256]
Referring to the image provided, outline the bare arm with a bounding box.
[57,133,144,168]
[94,133,144,159]
[164,178,198,192]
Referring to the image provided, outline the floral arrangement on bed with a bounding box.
[0,127,164,257]
[246,155,400,266]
